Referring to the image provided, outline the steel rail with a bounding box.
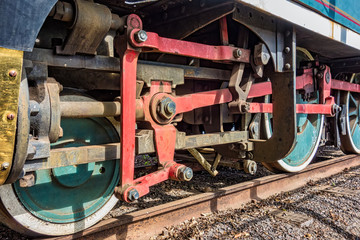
[45,154,360,240]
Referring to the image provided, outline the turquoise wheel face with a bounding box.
[14,118,119,223]
[265,92,323,168]
[339,73,360,154]
[347,91,360,148]
[282,93,322,167]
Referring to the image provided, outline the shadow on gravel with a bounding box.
[270,190,360,239]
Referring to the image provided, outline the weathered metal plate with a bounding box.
[269,208,314,227]
[0,47,23,185]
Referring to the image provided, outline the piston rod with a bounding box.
[60,100,144,119]
[60,101,121,118]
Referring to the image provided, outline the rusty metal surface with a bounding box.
[56,0,112,55]
[0,48,23,185]
[60,101,121,118]
[24,143,120,172]
[136,129,248,154]
[251,27,297,163]
[24,130,248,171]
[25,48,231,86]
[187,148,219,177]
[46,81,62,143]
[50,155,360,240]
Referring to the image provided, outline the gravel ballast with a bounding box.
[0,147,358,239]
[153,165,360,240]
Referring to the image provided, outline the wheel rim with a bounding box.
[340,73,360,153]
[13,117,119,223]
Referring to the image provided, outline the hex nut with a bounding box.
[157,97,176,120]
[135,30,148,43]
[127,189,140,202]
[233,49,242,58]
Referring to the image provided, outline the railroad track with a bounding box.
[42,154,360,240]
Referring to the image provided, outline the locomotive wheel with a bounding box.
[0,92,120,236]
[262,93,324,172]
[340,73,360,153]
[262,48,323,173]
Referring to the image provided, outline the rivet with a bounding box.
[284,47,291,54]
[7,113,15,120]
[284,63,291,70]
[8,70,17,77]
[1,162,10,171]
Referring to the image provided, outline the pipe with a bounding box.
[60,100,145,119]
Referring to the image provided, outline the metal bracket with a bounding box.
[251,28,297,163]
[232,4,290,72]
[56,0,112,55]
[187,148,219,177]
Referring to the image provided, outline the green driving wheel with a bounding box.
[340,73,360,153]
[0,92,120,236]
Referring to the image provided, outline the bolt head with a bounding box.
[135,30,148,43]
[325,72,331,84]
[1,162,10,171]
[165,101,176,115]
[8,70,17,77]
[233,49,242,58]
[158,97,176,120]
[178,167,193,181]
[243,160,257,175]
[127,189,139,202]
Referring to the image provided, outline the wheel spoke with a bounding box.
[348,108,358,117]
[349,94,358,108]
[350,117,359,135]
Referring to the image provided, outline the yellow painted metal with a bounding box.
[0,47,23,185]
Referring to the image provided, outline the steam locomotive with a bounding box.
[0,0,359,236]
